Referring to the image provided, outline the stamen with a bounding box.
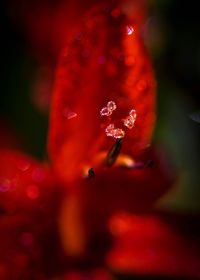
[105,139,122,167]
[87,168,95,179]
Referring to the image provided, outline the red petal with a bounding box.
[0,150,55,214]
[12,0,149,63]
[0,215,38,279]
[48,4,156,184]
[59,148,174,258]
[107,212,200,278]
[0,150,64,278]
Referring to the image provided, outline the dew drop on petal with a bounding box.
[124,110,137,129]
[100,107,112,116]
[105,124,115,137]
[113,128,125,139]
[126,25,134,35]
[124,116,135,129]
[107,101,117,112]
[129,109,137,119]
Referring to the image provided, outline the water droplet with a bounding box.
[105,124,115,137]
[100,107,112,117]
[124,116,134,129]
[26,184,40,200]
[129,109,137,118]
[126,25,134,35]
[113,128,125,139]
[100,101,117,117]
[107,101,117,112]
[123,110,137,129]
[105,121,125,139]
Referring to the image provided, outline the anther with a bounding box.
[87,168,95,179]
[105,139,122,167]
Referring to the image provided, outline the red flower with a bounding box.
[47,3,172,259]
[1,1,198,279]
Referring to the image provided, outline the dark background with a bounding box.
[0,0,200,212]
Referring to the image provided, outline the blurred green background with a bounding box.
[0,0,200,212]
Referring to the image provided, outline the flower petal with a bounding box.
[0,150,64,278]
[0,150,55,214]
[48,4,156,184]
[107,212,200,278]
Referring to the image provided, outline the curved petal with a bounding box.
[107,212,200,278]
[48,3,156,184]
